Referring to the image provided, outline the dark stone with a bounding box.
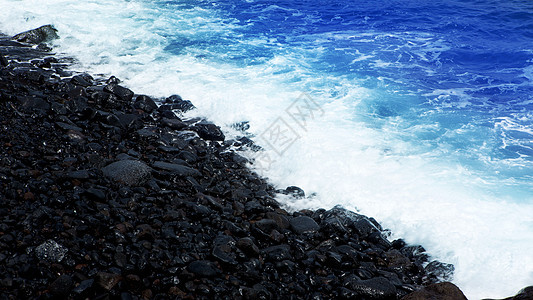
[0,54,8,67]
[152,161,201,177]
[18,96,50,112]
[401,282,467,300]
[424,261,455,281]
[56,121,82,132]
[353,218,380,238]
[263,245,292,261]
[344,276,397,299]
[72,279,94,295]
[71,74,94,87]
[266,212,290,229]
[193,122,225,141]
[66,170,91,180]
[162,118,187,130]
[212,246,238,265]
[165,94,195,112]
[290,216,319,234]
[102,160,152,186]
[107,75,121,84]
[187,261,219,277]
[116,113,143,130]
[96,272,122,291]
[283,186,305,199]
[133,95,158,113]
[12,25,59,44]
[49,275,73,297]
[254,219,279,233]
[103,83,134,102]
[236,237,260,256]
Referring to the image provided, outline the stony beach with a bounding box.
[0,26,530,300]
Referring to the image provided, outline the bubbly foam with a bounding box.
[2,0,533,298]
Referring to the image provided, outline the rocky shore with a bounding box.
[0,26,529,300]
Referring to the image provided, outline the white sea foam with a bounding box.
[1,0,533,298]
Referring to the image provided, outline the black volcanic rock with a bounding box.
[193,122,225,141]
[134,95,158,113]
[290,216,319,234]
[187,261,219,277]
[401,282,467,300]
[103,83,134,102]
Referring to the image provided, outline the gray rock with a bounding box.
[12,25,59,44]
[102,160,152,186]
[35,239,67,263]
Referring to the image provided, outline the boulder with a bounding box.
[12,25,59,44]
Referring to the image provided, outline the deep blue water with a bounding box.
[163,0,533,191]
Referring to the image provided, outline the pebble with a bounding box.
[102,160,152,186]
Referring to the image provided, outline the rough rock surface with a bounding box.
[12,25,59,45]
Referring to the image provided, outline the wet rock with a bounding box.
[401,282,467,300]
[18,96,50,112]
[12,25,59,44]
[290,216,319,234]
[187,261,219,277]
[35,239,68,263]
[237,237,260,256]
[56,121,83,132]
[254,218,279,233]
[344,276,397,299]
[104,83,134,102]
[71,74,94,87]
[193,122,225,141]
[162,118,187,130]
[102,160,152,186]
[266,212,290,229]
[133,95,158,113]
[152,161,201,177]
[424,261,455,281]
[263,245,292,262]
[283,186,305,199]
[165,94,195,112]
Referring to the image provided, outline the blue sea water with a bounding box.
[1,0,533,298]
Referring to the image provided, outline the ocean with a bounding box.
[1,0,532,298]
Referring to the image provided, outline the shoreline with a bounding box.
[0,26,526,299]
